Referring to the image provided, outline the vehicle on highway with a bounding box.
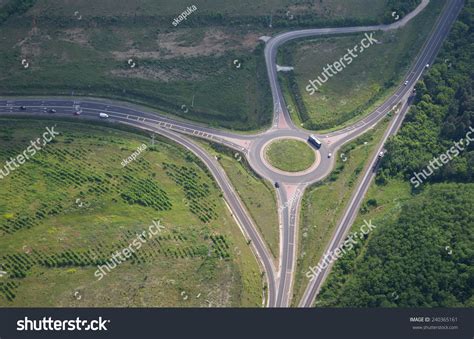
[328,153,332,158]
[99,113,109,119]
[20,106,26,110]
[404,80,409,86]
[372,150,386,171]
[274,182,280,189]
[49,109,56,113]
[426,63,430,68]
[308,135,322,149]
[74,111,81,116]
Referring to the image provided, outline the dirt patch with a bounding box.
[112,28,260,61]
[110,67,204,82]
[59,28,90,47]
[15,27,50,59]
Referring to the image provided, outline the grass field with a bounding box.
[291,117,389,305]
[194,140,279,259]
[265,139,315,172]
[0,118,263,307]
[279,0,445,130]
[0,0,419,130]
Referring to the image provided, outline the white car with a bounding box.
[328,153,332,158]
[425,64,430,68]
[404,80,409,86]
[99,113,109,119]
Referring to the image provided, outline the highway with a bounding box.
[0,0,463,308]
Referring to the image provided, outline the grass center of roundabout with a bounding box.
[264,139,316,173]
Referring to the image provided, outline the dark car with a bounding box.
[274,182,280,189]
[20,106,26,110]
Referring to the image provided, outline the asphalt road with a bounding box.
[0,0,463,309]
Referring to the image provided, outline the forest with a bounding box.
[319,184,473,307]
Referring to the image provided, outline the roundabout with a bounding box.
[248,129,332,184]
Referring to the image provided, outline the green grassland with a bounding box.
[279,0,445,131]
[193,140,279,259]
[0,118,263,307]
[265,139,315,172]
[291,117,389,305]
[0,0,421,130]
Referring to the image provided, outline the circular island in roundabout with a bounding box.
[247,130,329,185]
[265,139,316,173]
